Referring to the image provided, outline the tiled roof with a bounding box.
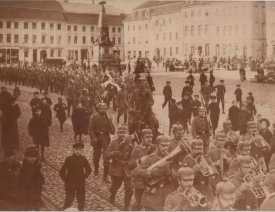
[0,0,63,11]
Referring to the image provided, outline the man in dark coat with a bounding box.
[213,80,226,114]
[28,107,49,160]
[238,102,252,135]
[1,96,21,152]
[208,96,220,135]
[29,91,41,113]
[162,81,172,108]
[117,83,129,124]
[209,70,215,91]
[18,146,44,211]
[228,101,240,131]
[234,84,242,107]
[40,98,52,127]
[0,86,13,111]
[199,71,208,87]
[60,143,92,211]
[0,150,21,210]
[181,81,193,100]
[192,95,201,118]
[105,125,134,210]
[186,71,195,88]
[53,97,67,132]
[181,93,193,126]
[72,102,89,141]
[88,102,115,182]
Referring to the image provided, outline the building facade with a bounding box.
[0,0,124,64]
[124,1,267,62]
[266,1,275,60]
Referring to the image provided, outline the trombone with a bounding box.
[182,187,208,208]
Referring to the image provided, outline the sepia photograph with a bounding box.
[0,0,275,211]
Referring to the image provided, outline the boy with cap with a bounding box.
[60,143,92,211]
[18,146,44,210]
[0,150,21,210]
[162,81,172,108]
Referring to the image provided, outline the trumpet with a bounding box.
[183,187,208,208]
[243,173,266,199]
[250,133,270,149]
[178,138,192,155]
[195,156,216,177]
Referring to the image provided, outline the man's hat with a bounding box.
[215,181,235,195]
[247,121,257,128]
[260,118,270,127]
[172,123,184,132]
[166,81,170,84]
[210,95,217,100]
[33,91,39,95]
[220,80,224,83]
[25,146,39,157]
[191,138,203,148]
[178,167,194,178]
[117,124,128,133]
[156,135,170,144]
[215,132,227,141]
[236,84,241,87]
[141,128,153,136]
[194,94,199,97]
[72,143,84,149]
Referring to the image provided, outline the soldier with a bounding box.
[162,81,172,108]
[239,102,252,135]
[209,70,215,91]
[234,84,242,107]
[186,71,195,89]
[181,81,193,100]
[228,155,264,210]
[228,140,251,176]
[53,97,67,132]
[201,80,211,106]
[228,100,240,131]
[199,71,208,87]
[191,106,211,154]
[208,133,231,180]
[213,79,226,114]
[29,91,41,113]
[65,80,78,116]
[43,91,52,107]
[169,123,186,151]
[105,125,134,210]
[211,181,236,210]
[59,143,92,211]
[208,96,220,136]
[0,150,21,210]
[72,102,89,141]
[164,167,208,211]
[182,93,193,126]
[133,135,174,210]
[180,139,217,206]
[128,128,155,210]
[88,102,115,182]
[18,146,44,211]
[192,94,201,118]
[116,83,129,125]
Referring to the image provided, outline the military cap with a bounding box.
[236,84,241,87]
[117,124,128,132]
[156,135,170,144]
[25,146,39,157]
[215,181,235,195]
[33,91,39,95]
[172,123,184,132]
[260,118,270,127]
[220,80,224,83]
[194,94,199,97]
[247,121,257,128]
[72,143,84,149]
[166,81,171,84]
[4,150,15,158]
[223,120,232,127]
[191,138,204,148]
[215,132,227,141]
[96,102,107,110]
[141,128,153,136]
[198,106,206,112]
[178,167,194,177]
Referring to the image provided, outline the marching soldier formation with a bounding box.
[1,61,275,212]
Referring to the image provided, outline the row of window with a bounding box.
[0,21,122,33]
[127,23,148,31]
[23,48,62,58]
[128,46,179,58]
[156,32,178,41]
[0,34,122,45]
[184,25,247,37]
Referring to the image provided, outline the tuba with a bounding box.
[183,187,208,208]
[243,173,266,199]
[195,156,216,176]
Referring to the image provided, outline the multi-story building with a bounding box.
[0,0,125,64]
[124,1,267,62]
[266,1,275,60]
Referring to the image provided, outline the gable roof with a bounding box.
[134,1,182,10]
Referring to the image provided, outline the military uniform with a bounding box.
[191,116,211,153]
[105,135,134,210]
[88,105,115,178]
[128,141,155,210]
